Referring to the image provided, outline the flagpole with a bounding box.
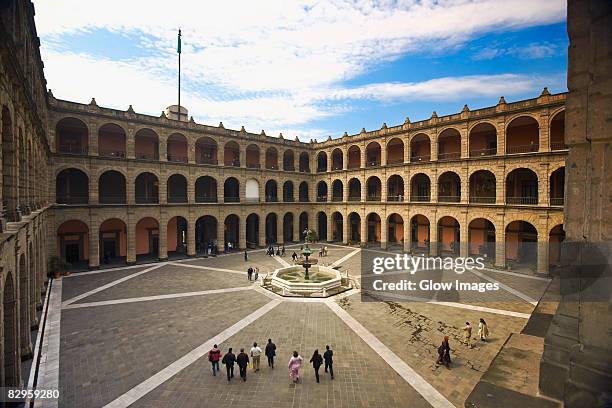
[177,29,181,120]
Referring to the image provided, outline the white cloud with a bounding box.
[34,0,566,139]
[472,42,562,60]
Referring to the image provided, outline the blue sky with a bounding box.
[34,0,567,141]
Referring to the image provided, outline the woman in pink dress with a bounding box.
[288,350,303,383]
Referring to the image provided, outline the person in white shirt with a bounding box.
[250,342,262,372]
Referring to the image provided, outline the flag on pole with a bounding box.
[177,29,182,54]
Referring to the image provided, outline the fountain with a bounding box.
[266,229,349,297]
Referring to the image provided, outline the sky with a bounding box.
[34,0,568,141]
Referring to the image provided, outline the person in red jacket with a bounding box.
[208,344,222,376]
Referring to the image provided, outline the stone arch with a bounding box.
[332,212,343,242]
[348,212,361,243]
[299,152,310,172]
[98,122,126,158]
[195,176,217,203]
[437,128,461,160]
[135,217,160,259]
[387,137,404,164]
[332,179,343,201]
[283,180,294,202]
[224,214,240,250]
[331,148,343,170]
[195,136,218,164]
[195,215,217,254]
[245,178,259,202]
[469,170,496,204]
[348,145,361,169]
[98,170,126,204]
[100,218,128,264]
[246,144,260,168]
[167,133,188,162]
[317,181,328,202]
[387,213,404,244]
[224,140,241,167]
[506,168,538,205]
[365,141,381,167]
[283,212,294,243]
[265,180,278,202]
[265,147,279,170]
[549,224,565,267]
[246,213,260,248]
[3,272,19,387]
[387,174,404,202]
[410,133,431,162]
[549,110,566,150]
[299,181,309,202]
[410,173,431,202]
[56,168,89,204]
[283,149,295,171]
[135,172,159,204]
[316,151,327,172]
[134,128,159,160]
[506,115,539,154]
[167,173,188,203]
[57,220,89,265]
[55,117,88,154]
[468,218,496,260]
[437,216,460,254]
[505,220,538,266]
[167,216,188,256]
[366,176,381,201]
[469,122,497,157]
[348,178,361,201]
[224,177,240,203]
[265,213,278,244]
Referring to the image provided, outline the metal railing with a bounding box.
[167,155,188,163]
[506,144,538,154]
[224,196,240,203]
[469,196,496,204]
[56,194,88,204]
[136,153,159,161]
[506,196,538,205]
[58,145,87,154]
[469,148,496,157]
[245,197,259,203]
[348,196,361,201]
[317,167,327,173]
[366,161,381,167]
[226,160,240,167]
[195,196,217,203]
[265,196,278,202]
[284,197,295,202]
[438,195,460,203]
[99,149,126,158]
[316,196,327,202]
[550,197,564,206]
[550,142,568,151]
[410,195,430,202]
[247,162,261,169]
[99,194,127,204]
[387,158,404,165]
[299,197,309,202]
[135,195,159,204]
[366,195,381,201]
[284,166,295,171]
[167,196,188,203]
[387,195,404,202]
[197,157,218,165]
[410,155,430,163]
[266,165,279,170]
[437,152,460,161]
[332,196,343,202]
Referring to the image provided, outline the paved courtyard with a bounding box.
[40,244,551,408]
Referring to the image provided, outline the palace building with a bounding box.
[0,0,570,390]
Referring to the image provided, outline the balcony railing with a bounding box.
[317,196,327,202]
[410,155,430,163]
[135,195,159,204]
[99,149,126,158]
[438,195,461,203]
[347,164,361,169]
[506,144,538,154]
[168,155,188,163]
[198,157,218,165]
[550,142,568,151]
[387,158,404,165]
[332,196,343,202]
[550,197,564,206]
[265,196,278,202]
[299,197,309,202]
[245,197,259,203]
[299,167,310,173]
[266,165,279,170]
[506,196,538,205]
[387,195,404,202]
[227,160,240,167]
[410,195,430,202]
[366,161,381,167]
[195,196,217,203]
[58,145,87,154]
[247,162,261,169]
[331,165,343,171]
[469,148,496,157]
[56,194,88,205]
[284,166,295,171]
[167,196,188,203]
[99,194,126,204]
[469,196,496,204]
[437,152,461,161]
[284,197,295,202]
[224,196,240,203]
[366,195,381,202]
[136,153,159,161]
[317,167,327,173]
[348,196,361,201]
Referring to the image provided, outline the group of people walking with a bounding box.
[209,340,335,384]
[436,318,489,368]
[246,266,259,281]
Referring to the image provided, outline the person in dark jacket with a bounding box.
[436,336,451,368]
[236,348,250,381]
[310,349,323,383]
[265,338,277,368]
[323,345,334,379]
[221,347,236,381]
[244,250,248,261]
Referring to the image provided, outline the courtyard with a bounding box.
[39,244,550,408]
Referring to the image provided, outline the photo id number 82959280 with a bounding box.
[3,388,59,401]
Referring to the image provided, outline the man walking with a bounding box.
[221,347,236,381]
[310,349,323,383]
[236,348,250,381]
[265,338,276,368]
[463,322,473,348]
[208,344,222,376]
[244,249,248,261]
[247,266,253,281]
[323,345,334,379]
[250,342,262,372]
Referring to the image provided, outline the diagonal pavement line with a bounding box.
[33,278,62,408]
[271,255,291,267]
[61,263,166,307]
[468,269,538,306]
[103,299,283,408]
[167,262,245,275]
[62,262,158,278]
[480,267,551,282]
[331,248,361,268]
[62,286,253,310]
[326,300,455,408]
[362,290,531,319]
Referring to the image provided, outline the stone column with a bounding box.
[429,221,438,256]
[187,216,196,256]
[89,219,100,268]
[494,223,505,268]
[259,213,266,247]
[380,215,388,249]
[127,128,135,159]
[430,132,438,162]
[188,142,195,164]
[496,166,505,204]
[360,146,366,169]
[460,215,469,258]
[238,213,245,249]
[126,219,136,264]
[327,213,333,242]
[343,148,348,170]
[277,216,283,245]
[158,215,168,260]
[159,174,167,204]
[342,214,349,245]
[403,217,411,252]
[159,139,167,162]
[293,213,299,242]
[360,214,367,247]
[405,139,411,164]
[381,142,387,167]
[430,170,438,203]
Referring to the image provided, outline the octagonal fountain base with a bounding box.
[264,265,352,298]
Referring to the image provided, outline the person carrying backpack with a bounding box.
[208,344,222,376]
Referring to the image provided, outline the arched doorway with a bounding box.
[367,213,381,244]
[195,176,217,203]
[505,221,538,267]
[98,123,126,158]
[438,216,460,255]
[56,168,89,204]
[469,170,496,204]
[134,128,159,160]
[299,212,309,240]
[246,214,259,248]
[56,117,88,154]
[266,213,278,245]
[506,168,538,205]
[317,212,327,242]
[167,216,188,258]
[99,218,127,265]
[349,212,361,243]
[549,224,565,268]
[195,216,218,255]
[135,172,159,204]
[224,214,240,251]
[57,220,89,267]
[468,218,495,261]
[316,151,327,172]
[98,170,126,204]
[3,273,19,387]
[506,116,539,154]
[388,214,404,245]
[224,177,240,203]
[332,212,343,242]
[283,213,294,243]
[411,215,430,252]
[135,217,160,261]
[167,174,188,203]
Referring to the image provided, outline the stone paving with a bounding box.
[48,244,548,408]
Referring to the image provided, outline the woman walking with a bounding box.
[478,318,489,341]
[436,336,451,368]
[288,351,303,383]
[310,349,323,383]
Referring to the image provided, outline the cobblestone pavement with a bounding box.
[52,244,547,408]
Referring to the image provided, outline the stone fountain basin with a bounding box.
[270,265,342,295]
